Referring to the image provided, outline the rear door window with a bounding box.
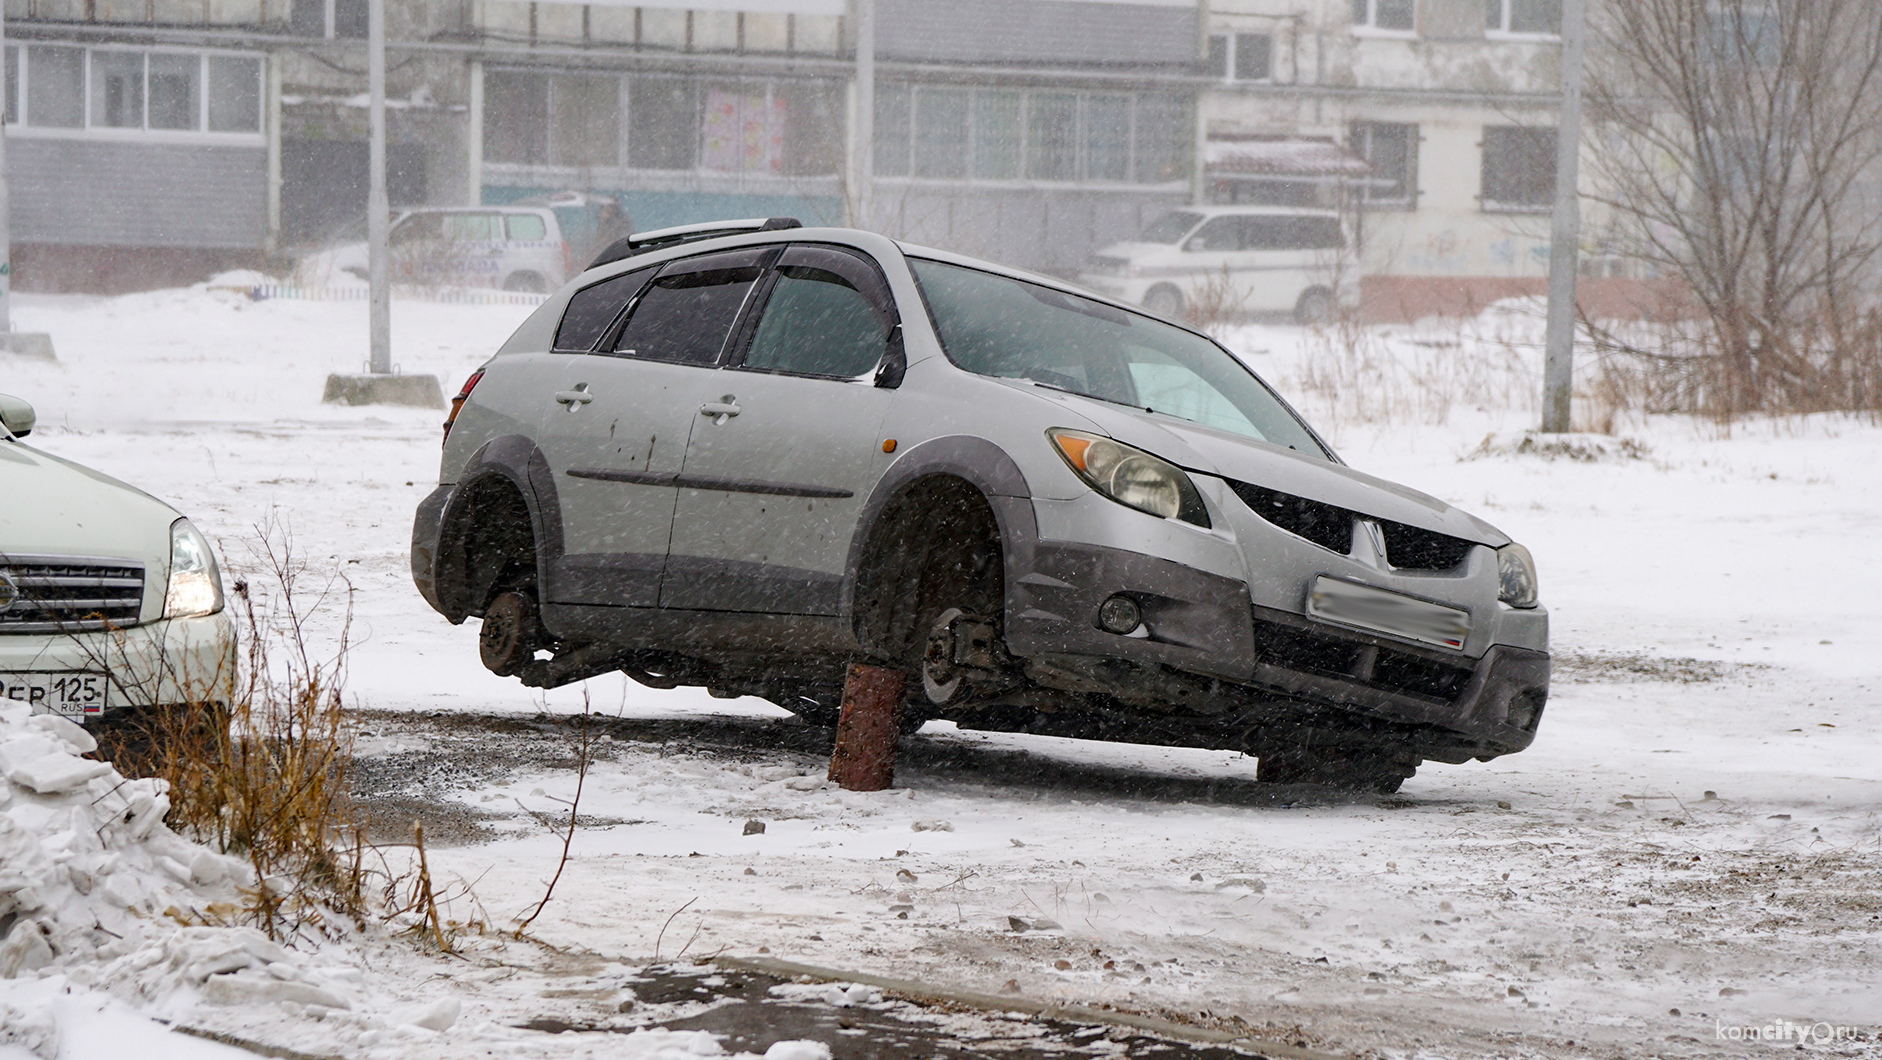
[505,213,549,241]
[739,245,897,379]
[612,248,773,366]
[553,267,654,352]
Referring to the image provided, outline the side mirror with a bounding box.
[874,324,906,389]
[0,394,35,438]
[1183,237,1204,253]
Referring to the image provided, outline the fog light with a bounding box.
[1097,594,1142,635]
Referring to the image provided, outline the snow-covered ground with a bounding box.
[2,285,1878,1059]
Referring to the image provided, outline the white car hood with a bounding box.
[0,440,177,568]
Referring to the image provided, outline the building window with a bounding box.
[485,71,548,165]
[1486,0,1561,35]
[484,70,841,177]
[1208,32,1274,81]
[25,46,83,128]
[876,85,1189,187]
[552,75,620,168]
[1350,122,1417,207]
[1352,0,1415,32]
[1481,125,1556,211]
[90,51,144,129]
[11,45,258,135]
[207,57,263,133]
[147,53,201,131]
[629,78,700,171]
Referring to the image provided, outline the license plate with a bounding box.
[1,672,111,717]
[1306,577,1471,651]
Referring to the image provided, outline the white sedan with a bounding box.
[0,393,236,726]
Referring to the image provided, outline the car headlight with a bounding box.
[1048,428,1210,528]
[165,518,226,618]
[1497,542,1539,609]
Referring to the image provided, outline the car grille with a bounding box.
[1227,481,1477,571]
[1084,255,1131,277]
[0,556,146,634]
[1252,617,1475,704]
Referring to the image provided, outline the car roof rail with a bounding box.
[586,216,803,270]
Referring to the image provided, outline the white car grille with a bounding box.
[1084,255,1131,277]
[0,556,146,634]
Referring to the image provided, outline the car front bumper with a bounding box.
[1003,491,1550,761]
[0,611,238,723]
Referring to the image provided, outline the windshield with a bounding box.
[910,257,1329,457]
[1135,211,1203,244]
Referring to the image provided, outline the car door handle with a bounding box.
[699,397,741,425]
[555,389,594,406]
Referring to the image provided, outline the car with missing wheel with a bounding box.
[0,393,236,734]
[411,219,1547,792]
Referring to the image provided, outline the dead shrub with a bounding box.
[98,527,362,938]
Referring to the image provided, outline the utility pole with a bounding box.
[852,0,875,230]
[1541,0,1587,433]
[1191,0,1211,206]
[367,0,390,375]
[320,0,441,408]
[0,9,55,362]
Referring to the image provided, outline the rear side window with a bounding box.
[554,267,653,352]
[505,213,548,240]
[743,267,889,378]
[445,213,501,241]
[1242,215,1343,250]
[614,263,764,366]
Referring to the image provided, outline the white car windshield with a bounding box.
[910,258,1329,458]
[1135,211,1202,244]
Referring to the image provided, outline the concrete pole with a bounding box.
[852,0,874,230]
[367,0,391,375]
[1190,0,1210,205]
[467,59,484,207]
[1541,0,1586,433]
[0,9,12,335]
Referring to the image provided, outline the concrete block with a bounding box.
[0,333,56,362]
[321,373,444,409]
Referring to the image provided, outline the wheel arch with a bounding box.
[431,434,566,621]
[840,436,1040,658]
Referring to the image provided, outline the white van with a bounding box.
[1077,206,1356,324]
[300,206,569,292]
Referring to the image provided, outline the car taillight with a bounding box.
[442,369,484,446]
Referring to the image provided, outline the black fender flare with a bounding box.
[839,435,1040,643]
[432,434,566,620]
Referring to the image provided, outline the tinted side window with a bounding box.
[744,267,889,378]
[1187,217,1242,251]
[1242,216,1343,250]
[506,213,548,240]
[614,266,762,366]
[554,267,653,352]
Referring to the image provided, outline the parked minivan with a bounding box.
[298,206,569,292]
[1077,206,1355,324]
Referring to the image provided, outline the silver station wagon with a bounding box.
[412,220,1548,793]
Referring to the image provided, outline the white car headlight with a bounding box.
[165,518,225,618]
[1497,542,1539,609]
[1048,429,1211,528]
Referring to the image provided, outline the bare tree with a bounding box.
[1585,0,1882,413]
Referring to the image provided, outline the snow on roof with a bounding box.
[1203,138,1373,177]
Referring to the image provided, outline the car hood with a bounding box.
[1010,383,1509,546]
[0,440,178,564]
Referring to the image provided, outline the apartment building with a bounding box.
[3,0,1201,289]
[1198,0,1661,320]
